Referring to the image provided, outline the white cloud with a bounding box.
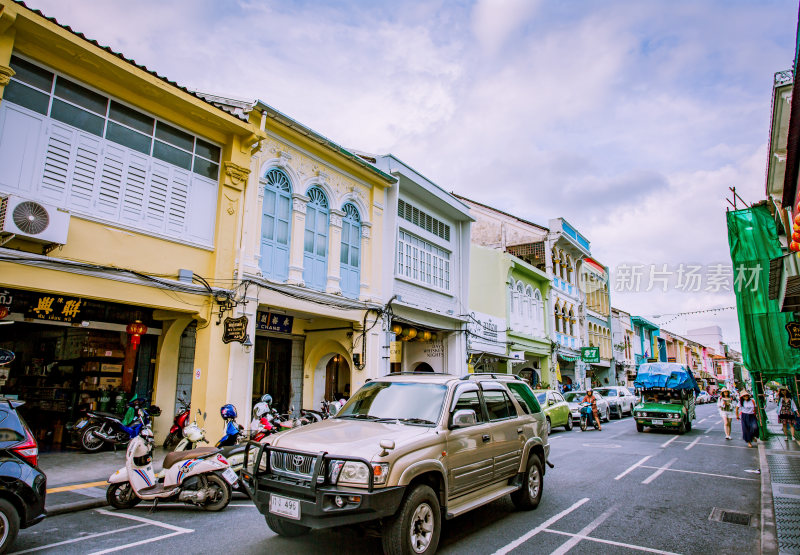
[471,0,540,55]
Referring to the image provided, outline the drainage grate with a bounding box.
[709,507,756,527]
[774,497,800,553]
[767,454,800,484]
[721,511,751,525]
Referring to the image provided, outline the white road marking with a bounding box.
[543,529,683,555]
[642,458,677,484]
[673,441,749,450]
[704,427,715,435]
[639,466,758,482]
[88,531,188,555]
[229,503,258,507]
[549,507,615,555]
[94,509,194,533]
[684,437,702,450]
[9,524,149,554]
[491,498,590,555]
[697,417,708,424]
[660,436,679,448]
[614,455,652,481]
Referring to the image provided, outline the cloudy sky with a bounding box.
[25,0,799,347]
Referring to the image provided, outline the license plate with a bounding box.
[222,467,238,485]
[270,494,300,520]
[76,420,87,429]
[651,419,663,426]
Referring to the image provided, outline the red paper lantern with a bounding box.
[795,213,800,226]
[126,320,148,350]
[791,242,800,252]
[793,232,800,242]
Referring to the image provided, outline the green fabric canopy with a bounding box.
[727,204,800,377]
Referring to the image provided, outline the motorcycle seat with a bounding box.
[163,446,220,469]
[220,444,245,458]
[89,411,122,420]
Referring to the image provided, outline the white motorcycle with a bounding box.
[106,425,236,511]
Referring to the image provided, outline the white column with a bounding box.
[359,222,373,299]
[326,208,344,294]
[288,193,308,285]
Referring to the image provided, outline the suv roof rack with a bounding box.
[461,373,524,381]
[382,371,456,377]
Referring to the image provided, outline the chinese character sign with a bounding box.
[256,311,293,334]
[25,294,83,322]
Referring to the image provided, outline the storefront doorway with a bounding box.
[252,337,292,412]
[325,355,351,401]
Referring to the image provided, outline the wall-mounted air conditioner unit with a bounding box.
[0,194,70,246]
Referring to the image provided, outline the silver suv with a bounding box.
[241,372,550,555]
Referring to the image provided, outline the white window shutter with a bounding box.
[96,142,125,219]
[186,175,217,244]
[39,122,75,204]
[0,104,45,195]
[146,160,170,230]
[68,132,101,210]
[167,168,190,234]
[120,151,148,225]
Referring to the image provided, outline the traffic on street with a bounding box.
[10,402,759,555]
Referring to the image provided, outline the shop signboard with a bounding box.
[256,311,293,334]
[786,322,800,348]
[0,306,8,320]
[25,293,83,322]
[467,312,507,356]
[581,347,600,363]
[0,349,14,365]
[222,315,249,344]
[389,341,402,363]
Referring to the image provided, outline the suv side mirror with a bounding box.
[451,409,477,428]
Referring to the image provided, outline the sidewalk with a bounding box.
[40,446,169,515]
[759,404,800,555]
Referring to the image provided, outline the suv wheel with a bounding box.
[266,514,310,537]
[382,484,440,555]
[511,454,543,510]
[0,498,20,552]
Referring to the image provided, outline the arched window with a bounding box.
[552,248,560,275]
[517,282,525,318]
[302,187,329,290]
[562,306,569,335]
[565,255,573,284]
[554,301,561,334]
[533,289,543,335]
[340,203,361,298]
[525,286,534,333]
[568,307,575,336]
[260,168,292,280]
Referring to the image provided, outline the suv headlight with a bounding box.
[329,461,390,486]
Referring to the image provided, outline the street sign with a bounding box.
[222,315,248,344]
[786,322,800,348]
[581,347,600,363]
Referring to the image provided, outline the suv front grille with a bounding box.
[270,451,315,480]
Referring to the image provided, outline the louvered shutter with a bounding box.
[96,142,125,218]
[145,160,170,231]
[39,122,74,203]
[120,151,148,225]
[67,132,102,210]
[167,168,190,234]
[0,104,45,195]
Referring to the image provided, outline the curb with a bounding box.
[758,442,778,555]
[46,498,108,516]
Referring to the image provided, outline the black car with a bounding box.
[0,399,46,552]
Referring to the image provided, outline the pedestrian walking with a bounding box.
[776,387,798,442]
[717,388,734,440]
[736,390,760,447]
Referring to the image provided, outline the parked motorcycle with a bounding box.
[163,393,190,450]
[106,415,235,511]
[74,398,160,453]
[579,402,600,431]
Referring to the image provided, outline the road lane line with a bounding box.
[614,455,652,480]
[548,507,616,555]
[661,436,679,448]
[87,531,188,555]
[684,437,702,450]
[46,480,110,494]
[95,508,194,533]
[642,458,677,484]
[9,524,148,554]
[639,466,758,482]
[673,441,749,449]
[697,417,708,424]
[491,497,590,555]
[543,529,682,555]
[704,427,715,435]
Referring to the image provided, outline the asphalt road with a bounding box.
[12,403,760,554]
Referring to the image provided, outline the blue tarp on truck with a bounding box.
[634,363,701,393]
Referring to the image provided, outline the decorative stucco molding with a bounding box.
[329,208,345,228]
[0,65,14,87]
[291,193,309,214]
[361,221,372,239]
[223,161,250,191]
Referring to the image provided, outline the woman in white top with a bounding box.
[736,390,760,447]
[717,389,734,440]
